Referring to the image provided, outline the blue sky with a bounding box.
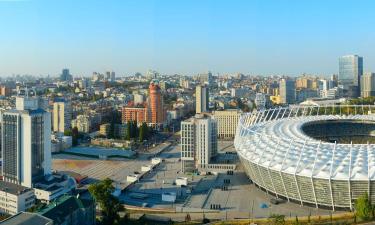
[0,0,374,77]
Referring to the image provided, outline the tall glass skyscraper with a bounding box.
[339,55,363,97]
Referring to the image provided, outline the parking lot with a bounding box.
[53,140,336,218]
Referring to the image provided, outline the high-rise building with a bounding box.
[2,96,51,188]
[196,85,209,114]
[181,114,217,173]
[105,71,116,82]
[279,78,295,104]
[60,68,72,82]
[339,55,363,97]
[149,80,165,126]
[212,109,241,139]
[53,100,72,133]
[361,72,375,98]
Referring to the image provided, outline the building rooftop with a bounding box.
[0,212,52,225]
[0,181,32,196]
[38,194,94,224]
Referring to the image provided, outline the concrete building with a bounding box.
[2,96,51,188]
[0,85,11,96]
[0,181,35,215]
[212,109,241,139]
[181,114,217,173]
[361,72,375,97]
[195,85,209,114]
[60,68,72,82]
[71,114,100,133]
[99,123,111,136]
[53,100,72,133]
[254,93,270,109]
[339,55,363,97]
[279,78,296,104]
[38,194,96,225]
[133,93,145,105]
[149,80,165,127]
[121,107,149,125]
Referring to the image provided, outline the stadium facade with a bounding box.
[234,105,375,210]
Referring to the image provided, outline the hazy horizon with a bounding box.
[1,0,374,77]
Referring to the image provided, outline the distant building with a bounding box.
[361,72,375,97]
[71,114,100,133]
[122,107,149,125]
[279,78,295,104]
[181,114,217,173]
[149,80,166,127]
[0,181,35,215]
[99,123,111,136]
[254,93,270,109]
[212,110,241,139]
[0,85,11,96]
[339,55,363,97]
[231,88,248,98]
[60,68,72,82]
[199,72,212,85]
[122,80,166,128]
[53,100,72,133]
[133,93,144,105]
[195,85,209,114]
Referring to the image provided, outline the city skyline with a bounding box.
[1,0,375,76]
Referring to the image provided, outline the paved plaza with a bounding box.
[52,140,338,218]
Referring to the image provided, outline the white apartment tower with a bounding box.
[181,114,217,173]
[195,85,209,114]
[2,96,51,188]
[53,100,72,133]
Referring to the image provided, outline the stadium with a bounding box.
[234,105,375,210]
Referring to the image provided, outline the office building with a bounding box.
[279,78,296,104]
[339,55,363,97]
[106,71,115,82]
[196,85,209,114]
[0,181,35,215]
[149,80,165,126]
[361,72,375,97]
[181,114,217,173]
[199,72,212,85]
[2,96,51,188]
[0,86,11,96]
[212,109,241,139]
[60,68,72,82]
[121,107,150,125]
[53,100,72,133]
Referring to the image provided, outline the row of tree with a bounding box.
[126,121,151,142]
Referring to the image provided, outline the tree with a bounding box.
[355,192,372,221]
[268,214,285,225]
[88,178,124,225]
[72,127,79,146]
[64,129,72,136]
[126,121,131,140]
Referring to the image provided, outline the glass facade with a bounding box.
[339,55,363,95]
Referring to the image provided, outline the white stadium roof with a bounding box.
[236,114,375,180]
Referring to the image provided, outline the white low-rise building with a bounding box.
[151,157,162,165]
[0,181,35,215]
[127,174,139,183]
[175,177,188,186]
[141,165,153,172]
[33,173,76,203]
